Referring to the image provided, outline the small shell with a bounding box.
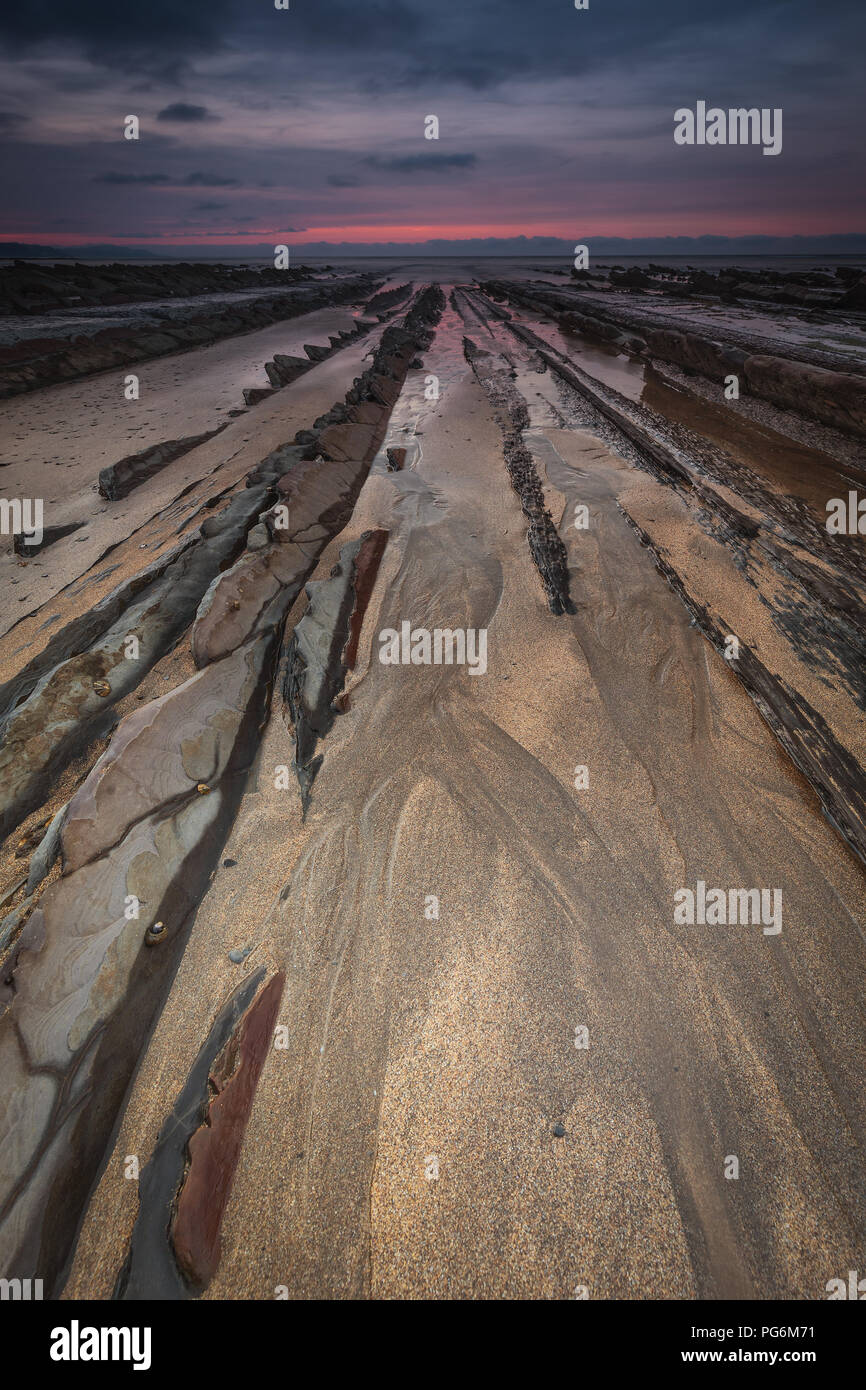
[93,679,111,697]
[196,783,211,795]
[145,921,166,947]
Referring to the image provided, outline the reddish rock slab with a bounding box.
[318,419,380,463]
[343,529,389,671]
[171,971,286,1289]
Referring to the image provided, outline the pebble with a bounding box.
[553,1123,566,1138]
[229,947,251,964]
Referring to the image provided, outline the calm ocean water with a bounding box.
[3,254,865,276]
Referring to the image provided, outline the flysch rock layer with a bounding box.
[0,282,447,1299]
[114,967,284,1299]
[0,632,278,1295]
[483,277,866,439]
[61,288,866,1300]
[283,529,389,807]
[0,455,291,844]
[0,273,379,398]
[171,970,285,1290]
[191,456,365,669]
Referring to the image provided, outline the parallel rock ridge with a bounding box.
[0,260,864,1303]
[115,968,285,1300]
[481,277,866,438]
[0,270,379,398]
[0,283,443,1296]
[284,528,389,807]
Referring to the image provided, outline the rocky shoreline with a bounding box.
[0,266,380,398]
[0,263,864,1301]
[482,275,866,438]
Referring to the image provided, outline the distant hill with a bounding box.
[0,242,160,260]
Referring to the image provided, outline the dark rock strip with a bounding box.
[463,335,574,615]
[171,970,285,1291]
[504,317,699,489]
[483,278,866,436]
[192,289,443,670]
[191,456,363,668]
[504,312,866,604]
[113,967,284,1300]
[260,314,375,394]
[13,522,87,557]
[98,429,229,501]
[482,281,647,356]
[258,287,445,472]
[0,629,282,1295]
[0,287,443,1292]
[362,283,413,317]
[251,292,446,777]
[504,307,866,687]
[0,540,197,728]
[342,530,389,671]
[0,260,327,316]
[0,274,379,399]
[472,293,866,866]
[283,529,388,808]
[621,508,866,867]
[0,448,300,845]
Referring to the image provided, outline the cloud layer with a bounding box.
[0,0,863,247]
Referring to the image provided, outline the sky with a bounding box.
[0,0,863,252]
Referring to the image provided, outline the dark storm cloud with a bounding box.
[367,153,477,173]
[157,103,219,123]
[93,172,172,186]
[2,0,863,245]
[0,0,862,99]
[0,0,236,64]
[183,172,239,187]
[278,0,865,97]
[94,172,240,187]
[0,111,27,130]
[0,0,422,77]
[385,56,524,92]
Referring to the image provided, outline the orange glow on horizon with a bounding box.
[1,213,861,249]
